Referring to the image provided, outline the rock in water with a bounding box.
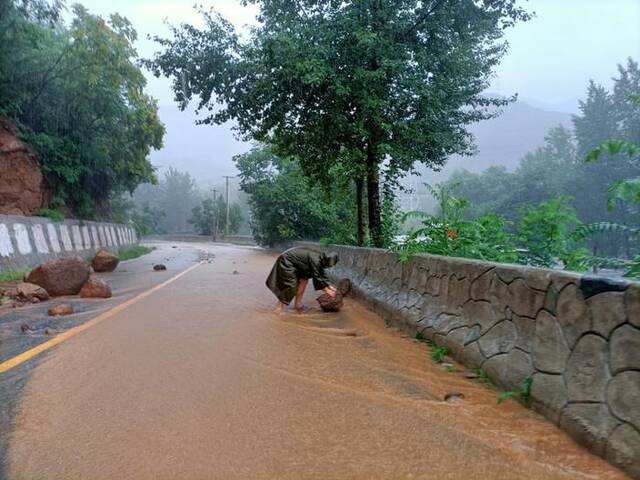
[91,249,120,273]
[80,278,112,298]
[48,304,74,316]
[16,282,50,301]
[153,264,167,271]
[444,392,465,402]
[26,257,90,296]
[317,292,344,312]
[337,278,352,296]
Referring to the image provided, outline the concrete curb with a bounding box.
[294,242,640,478]
[0,214,138,272]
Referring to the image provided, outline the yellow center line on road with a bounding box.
[0,261,203,374]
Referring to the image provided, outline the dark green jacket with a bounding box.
[265,247,338,304]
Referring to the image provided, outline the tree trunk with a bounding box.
[366,143,382,247]
[356,177,366,246]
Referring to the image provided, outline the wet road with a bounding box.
[0,242,629,479]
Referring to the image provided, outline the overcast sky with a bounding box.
[72,0,640,112]
[68,0,640,184]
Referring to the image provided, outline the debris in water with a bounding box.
[317,292,344,312]
[444,392,465,402]
[337,278,352,296]
[48,304,74,316]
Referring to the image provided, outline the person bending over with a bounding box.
[266,247,338,313]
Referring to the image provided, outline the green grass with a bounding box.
[498,376,534,406]
[37,208,65,222]
[0,270,26,283]
[415,331,434,346]
[118,245,154,261]
[415,333,451,364]
[470,368,499,391]
[431,346,450,363]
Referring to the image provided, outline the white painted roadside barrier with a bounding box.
[0,214,138,272]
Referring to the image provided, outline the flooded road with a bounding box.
[1,242,628,479]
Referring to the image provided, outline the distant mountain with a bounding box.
[150,101,573,192]
[403,101,573,211]
[411,100,572,184]
[521,96,581,115]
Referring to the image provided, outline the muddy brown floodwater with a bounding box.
[2,243,629,479]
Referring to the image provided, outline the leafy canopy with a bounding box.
[1,0,164,217]
[147,0,530,245]
[234,146,356,246]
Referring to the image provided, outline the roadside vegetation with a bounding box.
[117,245,154,262]
[414,332,530,405]
[0,270,27,283]
[1,0,164,219]
[234,63,639,278]
[148,0,531,247]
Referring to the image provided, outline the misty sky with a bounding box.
[75,0,640,111]
[68,0,640,185]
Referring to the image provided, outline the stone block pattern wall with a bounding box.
[319,244,640,478]
[0,214,138,271]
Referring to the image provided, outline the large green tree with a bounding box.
[1,0,164,217]
[148,0,529,246]
[234,146,356,246]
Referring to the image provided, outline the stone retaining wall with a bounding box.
[308,243,640,477]
[0,214,137,272]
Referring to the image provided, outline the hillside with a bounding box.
[150,101,572,193]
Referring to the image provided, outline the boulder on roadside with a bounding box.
[2,285,18,299]
[26,257,90,296]
[91,249,120,273]
[48,303,74,316]
[16,282,50,302]
[337,278,352,296]
[444,392,465,402]
[80,278,112,299]
[317,292,344,312]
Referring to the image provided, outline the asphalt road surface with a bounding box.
[0,242,628,479]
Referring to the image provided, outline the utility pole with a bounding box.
[223,176,234,237]
[211,188,219,242]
